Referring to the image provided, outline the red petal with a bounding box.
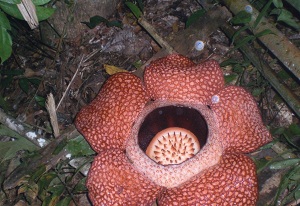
[210,86,272,153]
[144,54,225,104]
[75,73,149,152]
[87,150,163,206]
[158,153,258,206]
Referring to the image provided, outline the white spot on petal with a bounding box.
[211,95,220,104]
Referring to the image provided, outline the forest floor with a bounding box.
[0,0,300,205]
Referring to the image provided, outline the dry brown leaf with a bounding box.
[104,64,128,75]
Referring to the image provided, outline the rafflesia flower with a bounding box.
[75,54,272,206]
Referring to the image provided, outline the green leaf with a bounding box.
[125,2,142,19]
[47,184,65,196]
[257,139,277,150]
[0,75,13,88]
[233,35,256,51]
[254,29,274,38]
[56,197,72,206]
[0,1,24,19]
[32,0,51,6]
[0,125,38,163]
[269,158,300,170]
[253,0,273,29]
[295,187,300,200]
[73,177,87,193]
[28,78,41,87]
[0,10,11,30]
[19,78,29,94]
[66,135,95,157]
[252,87,265,96]
[19,180,39,202]
[36,5,55,21]
[82,15,108,29]
[38,172,58,197]
[277,9,300,30]
[288,124,300,136]
[0,26,12,63]
[231,25,249,45]
[286,0,300,13]
[34,95,45,107]
[232,64,245,73]
[273,0,283,8]
[43,184,65,206]
[273,165,300,204]
[0,1,55,21]
[0,0,21,4]
[186,9,206,28]
[52,138,67,155]
[277,69,291,80]
[220,58,240,67]
[0,68,23,75]
[0,93,10,111]
[270,8,281,15]
[224,74,238,83]
[106,20,122,28]
[230,10,251,25]
[136,0,144,12]
[271,127,285,135]
[255,157,272,173]
[82,16,122,29]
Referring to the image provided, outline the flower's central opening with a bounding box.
[138,105,208,165]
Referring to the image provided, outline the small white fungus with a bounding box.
[194,40,205,51]
[26,131,37,139]
[245,5,253,13]
[37,138,46,147]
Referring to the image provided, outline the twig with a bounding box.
[17,0,38,29]
[56,56,84,111]
[46,93,60,138]
[138,16,175,54]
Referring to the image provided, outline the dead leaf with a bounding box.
[104,64,128,75]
